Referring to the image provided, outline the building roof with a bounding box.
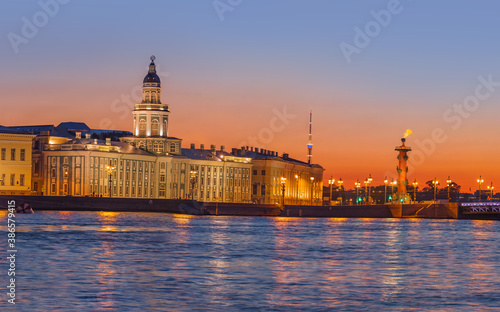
[48,138,155,156]
[181,148,224,161]
[57,122,91,132]
[0,128,35,136]
[6,125,56,133]
[241,150,323,169]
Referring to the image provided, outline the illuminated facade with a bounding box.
[0,131,36,195]
[121,56,181,155]
[235,147,324,205]
[42,139,252,201]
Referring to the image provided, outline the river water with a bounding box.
[0,211,499,311]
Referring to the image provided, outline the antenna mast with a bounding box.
[307,110,313,164]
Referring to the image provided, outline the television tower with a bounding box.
[307,110,313,164]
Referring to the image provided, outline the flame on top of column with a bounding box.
[403,129,413,138]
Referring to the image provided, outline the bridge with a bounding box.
[461,202,500,214]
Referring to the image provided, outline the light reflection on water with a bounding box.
[0,212,499,311]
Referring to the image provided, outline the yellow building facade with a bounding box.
[236,148,324,205]
[42,139,252,202]
[0,132,36,195]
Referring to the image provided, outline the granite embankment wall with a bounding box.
[282,203,460,219]
[0,196,466,219]
[0,196,205,215]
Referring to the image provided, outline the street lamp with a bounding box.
[446,176,452,202]
[487,183,494,202]
[310,176,314,205]
[367,174,373,204]
[106,163,115,197]
[412,179,418,203]
[280,177,286,206]
[328,177,335,205]
[295,174,299,204]
[338,178,343,205]
[477,176,484,202]
[432,178,439,203]
[384,177,388,204]
[355,180,361,204]
[390,179,396,203]
[363,179,368,204]
[190,169,197,200]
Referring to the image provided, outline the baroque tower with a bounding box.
[121,56,182,155]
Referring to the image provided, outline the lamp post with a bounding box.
[280,177,286,206]
[384,177,388,204]
[367,174,373,204]
[477,176,484,202]
[487,183,494,202]
[295,174,299,205]
[310,176,314,205]
[390,179,396,203]
[432,178,439,203]
[364,179,368,204]
[328,177,335,205]
[106,163,115,197]
[338,178,343,205]
[446,176,452,202]
[412,179,418,204]
[355,180,361,205]
[190,169,197,200]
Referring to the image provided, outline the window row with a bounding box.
[0,173,25,186]
[1,148,26,161]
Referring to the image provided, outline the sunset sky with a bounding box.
[2,0,500,191]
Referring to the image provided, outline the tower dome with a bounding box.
[143,55,161,84]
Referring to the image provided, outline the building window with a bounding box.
[0,174,5,186]
[253,170,257,175]
[11,149,16,161]
[51,168,56,178]
[253,184,258,195]
[160,174,166,183]
[170,143,176,153]
[20,149,26,161]
[160,162,166,170]
[139,120,146,136]
[261,184,266,196]
[10,174,15,186]
[32,160,39,176]
[151,120,159,136]
[20,174,24,186]
[51,183,56,194]
[1,148,5,160]
[63,157,69,164]
[261,170,265,175]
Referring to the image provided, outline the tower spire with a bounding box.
[307,110,313,164]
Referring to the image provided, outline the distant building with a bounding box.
[0,130,36,195]
[232,147,324,205]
